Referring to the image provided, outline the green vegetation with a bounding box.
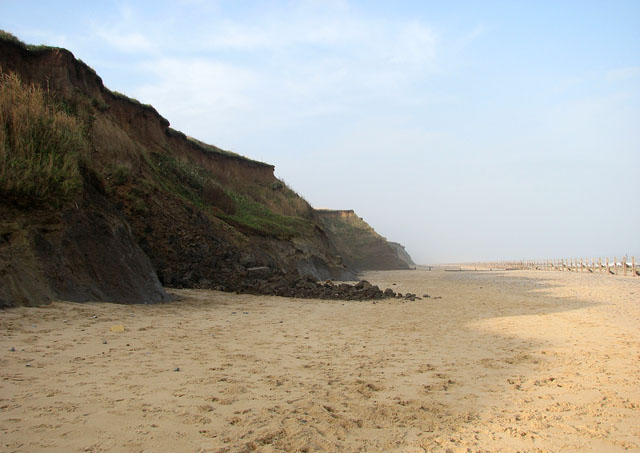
[246,179,313,219]
[316,210,383,256]
[150,151,313,238]
[110,90,154,109]
[149,151,234,214]
[221,192,316,239]
[0,29,58,52]
[152,152,211,195]
[77,58,98,77]
[0,30,25,46]
[91,97,109,112]
[186,136,266,164]
[104,163,131,186]
[0,71,87,208]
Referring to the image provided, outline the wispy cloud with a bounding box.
[134,57,259,141]
[95,29,155,53]
[89,1,451,146]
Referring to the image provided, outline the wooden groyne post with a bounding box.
[470,256,637,277]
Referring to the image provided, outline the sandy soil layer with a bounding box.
[1,269,639,452]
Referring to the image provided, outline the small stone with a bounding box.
[174,367,180,372]
[102,340,108,344]
[26,363,31,367]
[10,347,15,352]
[243,312,248,314]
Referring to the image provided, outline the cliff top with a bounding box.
[0,30,271,169]
[316,209,356,215]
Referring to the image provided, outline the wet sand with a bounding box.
[1,269,639,452]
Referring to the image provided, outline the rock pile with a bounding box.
[194,267,401,301]
[170,263,442,302]
[240,275,392,300]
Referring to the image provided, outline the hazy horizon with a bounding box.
[2,0,638,264]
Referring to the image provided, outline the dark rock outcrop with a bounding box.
[0,171,169,307]
[211,272,397,301]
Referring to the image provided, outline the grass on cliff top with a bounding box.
[186,136,268,166]
[318,210,381,247]
[246,179,315,219]
[150,151,233,211]
[110,90,155,110]
[220,192,316,239]
[0,30,59,52]
[0,70,87,208]
[149,151,314,238]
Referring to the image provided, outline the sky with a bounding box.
[2,0,639,264]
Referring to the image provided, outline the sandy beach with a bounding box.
[1,269,639,452]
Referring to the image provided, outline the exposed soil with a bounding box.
[0,171,169,307]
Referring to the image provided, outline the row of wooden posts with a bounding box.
[472,256,638,276]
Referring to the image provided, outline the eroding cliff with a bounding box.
[316,210,412,271]
[0,32,413,306]
[0,33,354,306]
[388,242,415,267]
[0,171,169,307]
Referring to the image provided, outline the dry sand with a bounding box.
[1,269,639,452]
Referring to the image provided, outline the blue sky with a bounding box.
[2,0,639,263]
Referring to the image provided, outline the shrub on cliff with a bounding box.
[0,70,87,207]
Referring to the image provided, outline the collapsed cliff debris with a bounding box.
[186,265,435,302]
[202,269,398,300]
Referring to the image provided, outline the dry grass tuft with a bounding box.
[0,70,88,207]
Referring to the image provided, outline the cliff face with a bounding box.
[388,242,415,267]
[0,176,169,307]
[0,34,356,306]
[316,210,412,271]
[0,33,412,306]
